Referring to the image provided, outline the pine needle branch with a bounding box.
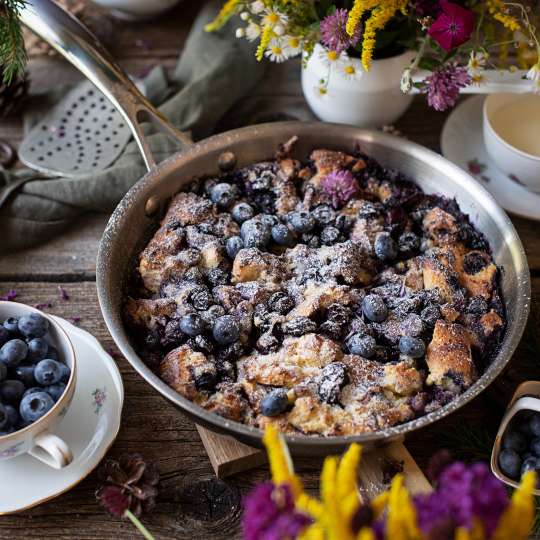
[0,0,28,85]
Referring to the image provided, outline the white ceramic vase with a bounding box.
[301,44,415,127]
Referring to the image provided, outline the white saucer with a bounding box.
[0,317,124,514]
[441,94,540,221]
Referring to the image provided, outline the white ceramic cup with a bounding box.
[483,93,540,193]
[0,302,76,468]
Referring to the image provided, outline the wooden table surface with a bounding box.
[1,3,540,539]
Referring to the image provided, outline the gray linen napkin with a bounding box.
[0,1,266,254]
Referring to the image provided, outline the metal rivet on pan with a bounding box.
[218,151,237,172]
[145,195,161,217]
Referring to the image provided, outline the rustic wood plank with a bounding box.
[196,426,266,478]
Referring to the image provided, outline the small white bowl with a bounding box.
[483,93,540,193]
[0,302,77,469]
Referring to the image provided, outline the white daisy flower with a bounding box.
[318,47,346,69]
[283,35,302,57]
[273,23,286,36]
[265,40,289,63]
[341,64,360,81]
[468,51,487,73]
[526,63,540,83]
[262,8,288,28]
[400,68,412,93]
[250,1,265,14]
[240,11,249,21]
[314,84,330,99]
[245,22,261,42]
[235,28,246,38]
[471,72,486,86]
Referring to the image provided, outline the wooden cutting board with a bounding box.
[196,425,432,495]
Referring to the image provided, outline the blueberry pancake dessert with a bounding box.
[124,137,505,437]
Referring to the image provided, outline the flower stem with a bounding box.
[125,510,156,540]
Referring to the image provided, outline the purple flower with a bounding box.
[320,9,361,53]
[97,485,129,518]
[0,289,17,301]
[428,0,475,50]
[242,482,311,540]
[321,169,360,208]
[422,64,471,111]
[413,462,509,538]
[58,286,70,301]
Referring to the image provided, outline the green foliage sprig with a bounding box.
[0,0,28,85]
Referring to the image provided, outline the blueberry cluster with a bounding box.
[498,411,540,483]
[0,313,70,435]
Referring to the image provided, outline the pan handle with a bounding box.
[19,0,192,171]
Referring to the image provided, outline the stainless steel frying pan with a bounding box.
[21,0,531,455]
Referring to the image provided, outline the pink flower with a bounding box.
[422,64,471,111]
[97,485,129,518]
[428,0,475,51]
[321,169,360,208]
[320,9,361,53]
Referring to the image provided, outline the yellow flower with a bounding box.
[346,0,380,37]
[486,0,521,32]
[385,474,421,540]
[492,471,536,540]
[256,24,274,61]
[205,0,242,32]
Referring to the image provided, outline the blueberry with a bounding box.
[34,359,63,385]
[318,362,347,404]
[399,336,426,358]
[210,183,236,209]
[358,201,383,219]
[4,404,19,427]
[45,383,66,402]
[241,218,271,249]
[46,345,60,361]
[215,341,244,363]
[271,224,296,247]
[59,363,71,383]
[398,232,420,257]
[18,313,49,339]
[347,334,376,358]
[400,313,424,337]
[503,429,528,453]
[186,334,214,355]
[23,386,43,398]
[190,288,213,311]
[312,205,335,226]
[226,236,244,259]
[207,267,228,286]
[530,414,540,437]
[19,391,55,423]
[0,361,5,382]
[301,233,319,248]
[374,232,398,262]
[0,326,9,346]
[421,304,440,328]
[289,211,315,233]
[0,403,7,430]
[531,437,540,457]
[335,214,353,232]
[27,337,49,363]
[362,294,388,323]
[467,296,489,315]
[184,267,204,283]
[193,370,217,392]
[281,317,317,337]
[231,202,254,224]
[0,379,25,403]
[261,214,278,228]
[267,292,294,315]
[321,226,341,245]
[260,388,289,417]
[251,171,273,191]
[0,339,28,367]
[200,304,226,326]
[498,449,522,479]
[521,456,539,477]
[3,317,20,336]
[213,315,240,345]
[179,313,206,337]
[14,365,36,387]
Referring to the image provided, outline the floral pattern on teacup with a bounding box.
[92,387,107,414]
[467,158,490,183]
[0,441,23,459]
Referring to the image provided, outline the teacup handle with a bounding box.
[29,431,73,469]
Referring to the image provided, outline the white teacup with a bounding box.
[0,302,76,468]
[483,93,540,193]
